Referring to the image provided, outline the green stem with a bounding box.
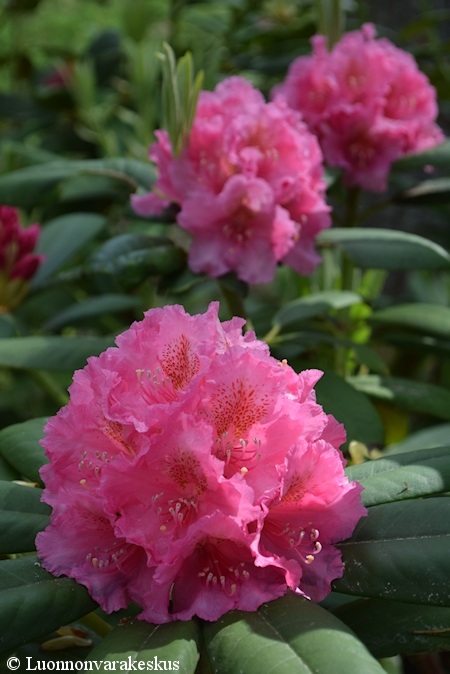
[341,187,360,291]
[80,612,113,638]
[29,370,69,408]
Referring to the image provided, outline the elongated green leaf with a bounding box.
[0,418,48,484]
[0,556,97,655]
[315,371,384,446]
[386,423,450,455]
[273,291,362,328]
[316,228,450,269]
[0,158,155,208]
[345,447,450,506]
[32,212,108,288]
[203,593,384,674]
[0,456,19,481]
[396,178,450,204]
[334,497,450,605]
[44,294,140,331]
[0,336,114,371]
[394,139,450,170]
[371,303,450,338]
[332,598,450,658]
[87,234,186,289]
[87,619,200,673]
[0,481,50,554]
[347,374,450,421]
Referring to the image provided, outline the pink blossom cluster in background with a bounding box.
[37,303,365,623]
[0,206,42,282]
[132,77,331,284]
[273,24,444,192]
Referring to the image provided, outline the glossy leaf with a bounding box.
[334,497,450,606]
[0,481,50,554]
[203,593,384,674]
[394,138,450,170]
[315,371,384,446]
[0,336,114,371]
[0,556,97,655]
[386,423,450,455]
[316,228,450,269]
[0,418,48,484]
[371,303,450,338]
[347,374,450,420]
[345,446,450,506]
[86,234,186,289]
[0,456,19,481]
[32,213,108,288]
[44,294,140,331]
[273,291,362,328]
[332,598,450,658]
[87,619,200,673]
[0,158,155,208]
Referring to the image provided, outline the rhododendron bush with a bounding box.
[0,1,450,673]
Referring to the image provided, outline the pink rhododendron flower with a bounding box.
[37,303,366,623]
[273,24,444,192]
[132,77,330,283]
[0,206,43,310]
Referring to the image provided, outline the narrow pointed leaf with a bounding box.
[203,593,384,674]
[0,418,48,484]
[0,481,50,554]
[345,446,450,506]
[347,374,450,420]
[86,619,200,673]
[395,178,450,204]
[333,497,450,605]
[0,556,97,655]
[332,598,450,658]
[0,336,114,371]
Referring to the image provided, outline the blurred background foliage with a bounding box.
[0,0,450,460]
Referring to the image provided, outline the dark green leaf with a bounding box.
[0,481,50,554]
[316,228,450,270]
[334,497,450,606]
[394,139,450,170]
[315,371,384,446]
[0,158,155,208]
[395,178,450,204]
[371,303,450,339]
[32,212,108,288]
[0,314,18,338]
[203,593,385,674]
[386,423,450,455]
[0,336,114,371]
[43,294,141,331]
[87,234,186,289]
[0,456,19,481]
[273,291,362,328]
[345,446,450,506]
[0,418,48,484]
[0,556,97,655]
[87,619,200,673]
[332,598,450,658]
[347,374,450,421]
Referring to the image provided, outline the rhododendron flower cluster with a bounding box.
[132,77,331,284]
[37,303,366,623]
[273,24,444,192]
[0,206,43,310]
